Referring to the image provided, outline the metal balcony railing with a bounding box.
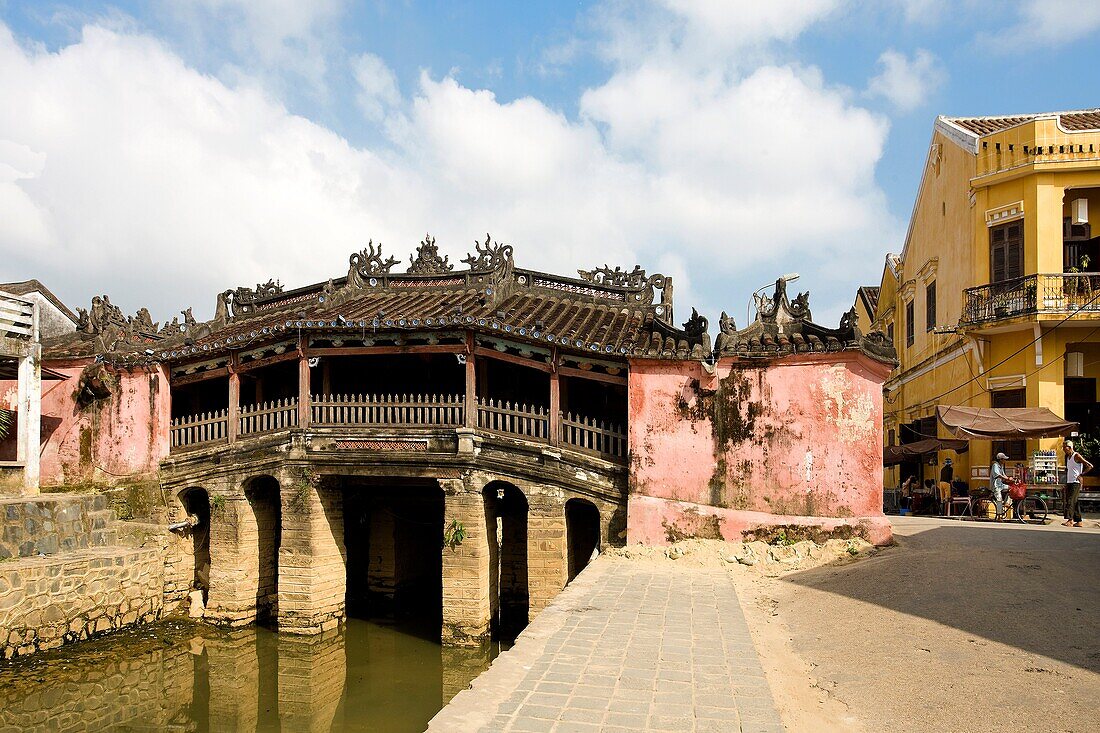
[962,273,1100,324]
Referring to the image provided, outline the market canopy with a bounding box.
[883,438,970,466]
[936,405,1078,440]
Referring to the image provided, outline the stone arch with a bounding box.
[483,480,529,640]
[177,487,211,603]
[566,498,601,582]
[243,475,282,624]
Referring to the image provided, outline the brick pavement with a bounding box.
[427,556,783,733]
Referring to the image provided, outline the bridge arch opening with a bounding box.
[178,487,211,603]
[341,478,444,631]
[566,498,601,582]
[483,481,529,641]
[243,475,282,625]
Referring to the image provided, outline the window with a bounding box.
[925,281,936,331]
[991,388,1026,460]
[888,428,896,446]
[990,221,1023,283]
[905,301,915,347]
[886,321,894,344]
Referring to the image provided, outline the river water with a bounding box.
[0,618,499,732]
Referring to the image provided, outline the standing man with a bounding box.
[1062,440,1092,528]
[990,452,1011,520]
[938,458,954,514]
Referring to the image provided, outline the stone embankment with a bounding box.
[0,493,173,659]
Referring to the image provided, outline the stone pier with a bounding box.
[278,479,346,634]
[441,480,492,645]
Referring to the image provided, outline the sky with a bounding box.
[1,0,1099,331]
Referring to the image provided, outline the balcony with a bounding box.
[961,273,1100,325]
[169,393,628,463]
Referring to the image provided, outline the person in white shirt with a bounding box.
[1062,440,1092,528]
[990,452,1011,520]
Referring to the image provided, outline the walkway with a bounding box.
[428,556,783,733]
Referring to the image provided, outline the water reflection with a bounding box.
[0,618,496,733]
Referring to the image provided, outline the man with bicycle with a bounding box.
[1062,440,1092,528]
[990,452,1012,521]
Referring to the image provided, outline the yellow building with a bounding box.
[875,108,1100,490]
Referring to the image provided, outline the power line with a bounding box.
[889,285,1100,411]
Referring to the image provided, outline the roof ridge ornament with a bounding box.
[408,234,453,275]
[349,240,399,283]
[577,264,648,289]
[462,233,514,271]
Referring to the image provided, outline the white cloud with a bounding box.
[352,52,400,121]
[0,1,898,329]
[978,0,1100,50]
[167,0,346,93]
[866,49,945,112]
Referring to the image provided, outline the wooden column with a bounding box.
[227,353,240,443]
[465,333,477,428]
[321,359,331,398]
[228,375,240,443]
[298,356,311,428]
[549,348,561,446]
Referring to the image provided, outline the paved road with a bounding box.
[428,557,783,733]
[758,516,1100,733]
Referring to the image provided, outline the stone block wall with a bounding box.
[440,484,491,645]
[0,545,164,659]
[527,509,568,616]
[278,484,345,634]
[0,494,115,560]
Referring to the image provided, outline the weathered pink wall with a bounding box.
[627,353,892,545]
[0,359,170,486]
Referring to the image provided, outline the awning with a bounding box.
[883,438,970,466]
[936,405,1078,440]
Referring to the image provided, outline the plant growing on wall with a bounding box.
[443,519,467,550]
[289,469,317,512]
[210,494,227,516]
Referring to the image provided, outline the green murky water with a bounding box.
[0,618,498,732]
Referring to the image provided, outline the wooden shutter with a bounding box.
[925,281,936,330]
[990,222,1023,283]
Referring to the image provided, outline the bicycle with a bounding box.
[1008,480,1049,525]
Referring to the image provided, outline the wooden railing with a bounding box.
[477,398,549,441]
[311,394,464,426]
[239,398,299,436]
[170,393,627,462]
[561,412,627,459]
[170,409,229,449]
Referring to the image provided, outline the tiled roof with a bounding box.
[0,279,78,323]
[42,238,897,367]
[713,279,896,364]
[44,238,708,363]
[943,108,1100,136]
[858,286,880,315]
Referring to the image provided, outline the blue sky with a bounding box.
[1,0,1098,330]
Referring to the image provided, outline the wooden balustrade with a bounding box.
[170,409,229,449]
[169,392,627,462]
[561,412,627,459]
[311,394,464,426]
[239,398,299,436]
[476,398,549,440]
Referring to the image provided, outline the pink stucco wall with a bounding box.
[627,352,891,545]
[0,359,170,486]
